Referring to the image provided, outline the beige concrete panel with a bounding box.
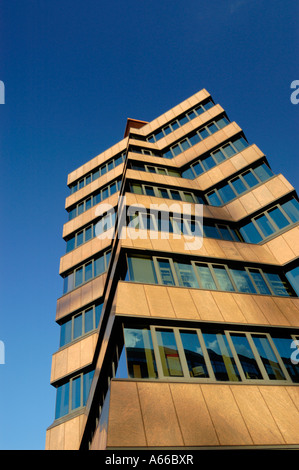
[272,297,299,327]
[259,386,299,444]
[285,387,299,413]
[200,384,253,446]
[51,348,68,383]
[144,284,175,318]
[230,386,284,445]
[252,296,290,326]
[189,290,224,322]
[137,382,184,446]
[170,383,219,446]
[211,291,247,323]
[265,234,295,266]
[251,184,275,207]
[64,415,83,450]
[45,422,65,450]
[232,293,269,325]
[107,381,147,448]
[200,238,226,259]
[225,199,248,221]
[59,236,112,274]
[114,282,150,317]
[166,286,200,320]
[265,174,294,198]
[239,191,261,215]
[234,243,261,263]
[283,226,299,260]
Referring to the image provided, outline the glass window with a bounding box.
[77,202,84,215]
[187,110,196,120]
[230,268,256,294]
[242,170,259,188]
[231,177,247,194]
[170,190,181,200]
[95,303,103,327]
[189,133,200,146]
[240,221,263,244]
[75,267,83,287]
[55,382,69,419]
[175,262,199,288]
[230,333,263,379]
[199,128,210,140]
[73,314,82,339]
[272,336,299,383]
[206,190,222,206]
[201,155,216,170]
[158,188,170,199]
[60,320,72,347]
[195,263,217,290]
[202,332,240,381]
[183,192,194,203]
[77,231,84,247]
[66,236,75,253]
[172,144,181,156]
[163,150,173,159]
[84,261,93,282]
[254,163,273,182]
[217,224,234,241]
[94,255,105,277]
[192,161,204,175]
[281,199,299,223]
[233,137,248,151]
[85,198,92,211]
[83,371,94,405]
[110,182,117,195]
[157,259,175,286]
[156,329,183,377]
[63,272,74,294]
[163,125,171,135]
[127,256,157,284]
[248,269,271,295]
[222,144,235,158]
[71,376,81,410]
[216,117,229,128]
[84,308,94,333]
[124,327,158,378]
[213,149,226,163]
[85,225,92,242]
[207,123,218,133]
[268,207,289,229]
[286,266,299,296]
[203,223,221,239]
[178,115,189,126]
[102,187,109,200]
[213,265,235,291]
[264,272,292,297]
[252,334,286,380]
[194,105,204,115]
[171,121,179,131]
[218,183,236,203]
[255,214,275,237]
[179,330,209,378]
[92,169,100,181]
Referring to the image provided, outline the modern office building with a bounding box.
[46,89,299,450]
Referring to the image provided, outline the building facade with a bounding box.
[46,89,299,450]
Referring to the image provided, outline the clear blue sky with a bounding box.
[0,0,298,450]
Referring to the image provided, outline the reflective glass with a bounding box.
[179,330,209,378]
[84,308,94,333]
[206,191,221,206]
[231,177,247,194]
[158,188,170,198]
[84,261,93,282]
[170,190,181,200]
[240,221,263,243]
[230,268,256,293]
[66,236,75,253]
[222,144,236,158]
[156,329,183,377]
[127,256,157,284]
[217,225,234,241]
[286,266,299,296]
[71,376,81,410]
[252,334,286,380]
[179,115,189,126]
[189,133,200,146]
[75,267,83,287]
[272,336,299,383]
[254,163,273,182]
[203,223,221,239]
[60,320,72,347]
[199,128,209,140]
[73,314,82,339]
[83,371,94,405]
[172,144,181,156]
[202,332,240,381]
[281,199,299,223]
[55,382,69,419]
[264,272,292,296]
[157,259,175,286]
[242,171,259,188]
[95,303,103,327]
[201,155,216,170]
[218,183,235,203]
[213,265,235,291]
[85,225,92,242]
[94,255,105,277]
[233,137,248,151]
[248,269,271,295]
[175,262,199,288]
[230,333,263,379]
[195,264,217,290]
[77,231,84,246]
[192,161,204,175]
[213,149,226,163]
[268,207,289,229]
[124,327,158,378]
[216,117,229,128]
[85,198,92,211]
[207,123,218,133]
[255,214,275,237]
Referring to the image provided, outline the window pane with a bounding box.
[156,329,183,377]
[202,332,240,381]
[163,125,171,135]
[222,144,235,158]
[230,333,263,379]
[163,150,173,159]
[127,256,157,284]
[145,186,155,196]
[156,167,166,175]
[94,255,105,277]
[254,163,273,182]
[242,171,259,188]
[268,207,289,229]
[110,182,117,195]
[240,221,263,243]
[192,161,204,175]
[213,149,226,163]
[231,177,247,194]
[172,144,181,156]
[63,272,74,294]
[272,336,299,383]
[206,191,221,206]
[75,267,83,287]
[66,236,75,253]
[189,133,200,146]
[92,169,100,181]
[178,115,189,126]
[71,376,81,410]
[252,334,286,380]
[175,262,199,288]
[179,330,209,378]
[230,268,256,294]
[199,128,209,140]
[264,272,292,296]
[201,155,216,170]
[180,139,190,150]
[124,327,158,378]
[170,190,181,201]
[85,225,92,242]
[233,137,248,151]
[217,224,234,241]
[207,123,218,133]
[73,314,82,339]
[84,308,94,333]
[195,264,217,290]
[77,202,84,215]
[167,169,181,177]
[77,231,84,247]
[157,259,175,286]
[248,269,271,295]
[83,371,94,405]
[55,382,69,419]
[95,303,103,327]
[286,266,299,296]
[158,188,170,198]
[85,198,92,211]
[131,183,143,194]
[60,320,72,347]
[213,265,235,291]
[203,223,221,239]
[218,183,236,203]
[84,261,93,282]
[280,199,299,223]
[255,214,275,237]
[102,187,109,199]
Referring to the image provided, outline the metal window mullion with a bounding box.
[150,325,164,379]
[244,267,259,294]
[263,210,281,232]
[207,263,221,290]
[251,216,267,240]
[277,203,295,225]
[266,334,292,383]
[239,173,251,190]
[259,269,275,296]
[245,333,269,381]
[227,180,239,198]
[169,258,180,286]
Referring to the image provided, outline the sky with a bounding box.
[0,0,298,450]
